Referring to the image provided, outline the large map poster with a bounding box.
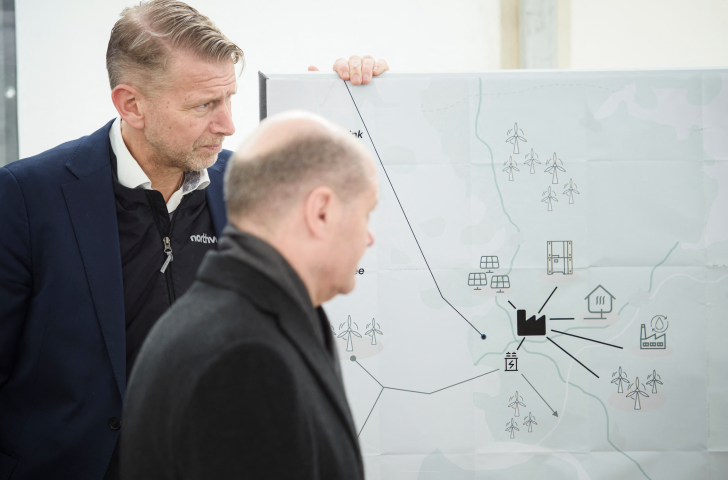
[263,70,728,479]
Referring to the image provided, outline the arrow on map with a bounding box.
[521,374,558,417]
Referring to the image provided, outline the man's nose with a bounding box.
[367,228,375,247]
[211,101,235,136]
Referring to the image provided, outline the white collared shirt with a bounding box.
[109,117,210,213]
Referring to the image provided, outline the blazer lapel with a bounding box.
[206,153,229,239]
[199,254,360,450]
[62,120,126,398]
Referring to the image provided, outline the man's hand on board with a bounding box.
[308,55,389,85]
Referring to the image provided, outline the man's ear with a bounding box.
[303,186,339,239]
[110,84,147,130]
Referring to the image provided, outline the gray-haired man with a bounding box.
[0,1,386,479]
[121,111,377,479]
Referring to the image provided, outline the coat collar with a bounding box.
[196,242,360,452]
[205,150,230,238]
[64,119,117,179]
[217,226,325,343]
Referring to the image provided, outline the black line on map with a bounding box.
[550,318,574,320]
[356,360,498,395]
[538,286,558,314]
[356,358,384,387]
[550,330,623,349]
[508,301,517,310]
[354,360,499,437]
[358,387,384,437]
[517,337,526,350]
[344,81,484,337]
[521,374,558,417]
[546,337,599,378]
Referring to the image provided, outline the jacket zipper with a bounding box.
[146,191,191,305]
[161,237,173,273]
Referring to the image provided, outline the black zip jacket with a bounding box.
[110,152,218,378]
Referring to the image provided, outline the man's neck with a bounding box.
[120,119,184,202]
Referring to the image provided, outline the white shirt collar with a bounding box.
[109,117,210,213]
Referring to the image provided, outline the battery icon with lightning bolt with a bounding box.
[505,352,518,372]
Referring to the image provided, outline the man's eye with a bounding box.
[199,103,210,108]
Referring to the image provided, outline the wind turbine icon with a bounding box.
[337,315,361,352]
[524,148,540,174]
[545,152,566,184]
[503,156,519,181]
[541,186,558,211]
[505,122,527,154]
[563,178,580,204]
[365,319,383,345]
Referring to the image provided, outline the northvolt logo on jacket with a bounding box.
[190,233,217,244]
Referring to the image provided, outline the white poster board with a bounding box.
[263,70,728,480]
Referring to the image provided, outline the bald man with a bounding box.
[120,111,378,480]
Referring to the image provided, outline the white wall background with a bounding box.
[15,0,500,158]
[570,0,728,69]
[15,0,728,159]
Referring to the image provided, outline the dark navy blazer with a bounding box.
[0,120,230,480]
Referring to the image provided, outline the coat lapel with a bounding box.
[62,120,126,398]
[198,253,360,451]
[275,307,360,444]
[205,151,230,239]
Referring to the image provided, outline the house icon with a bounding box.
[584,285,615,320]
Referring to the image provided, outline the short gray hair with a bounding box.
[225,134,371,221]
[106,0,244,94]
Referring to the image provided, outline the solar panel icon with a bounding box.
[468,273,487,290]
[490,275,510,293]
[480,256,499,273]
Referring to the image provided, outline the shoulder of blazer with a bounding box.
[4,119,116,185]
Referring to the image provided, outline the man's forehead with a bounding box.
[168,53,237,98]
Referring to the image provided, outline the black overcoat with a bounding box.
[121,230,364,480]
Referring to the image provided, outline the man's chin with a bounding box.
[188,152,219,172]
[339,278,357,296]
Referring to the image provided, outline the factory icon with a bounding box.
[517,310,546,336]
[640,315,668,349]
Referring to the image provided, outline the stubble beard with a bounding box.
[145,121,223,173]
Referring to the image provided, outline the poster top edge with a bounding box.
[261,67,728,80]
